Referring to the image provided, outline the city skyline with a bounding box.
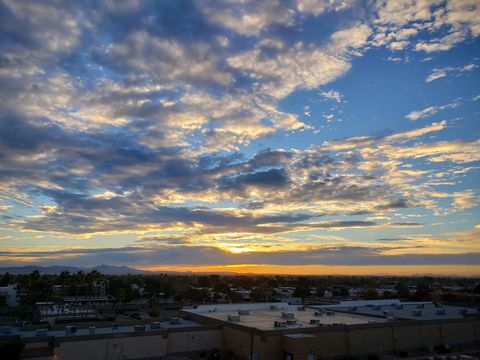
[0,0,479,275]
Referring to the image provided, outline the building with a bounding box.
[182,300,480,359]
[0,284,19,307]
[1,300,479,360]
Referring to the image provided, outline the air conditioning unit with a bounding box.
[35,329,48,337]
[286,319,297,325]
[281,312,295,320]
[150,322,162,330]
[412,310,422,316]
[65,326,77,335]
[238,309,250,315]
[169,317,183,325]
[314,311,324,317]
[134,325,145,332]
[274,320,287,328]
[228,314,241,322]
[310,319,320,324]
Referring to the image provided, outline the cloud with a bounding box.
[0,243,478,268]
[405,100,460,120]
[320,90,343,103]
[0,0,478,271]
[374,0,480,53]
[426,63,477,82]
[198,0,294,36]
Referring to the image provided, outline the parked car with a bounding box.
[129,312,150,320]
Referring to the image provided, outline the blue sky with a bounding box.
[0,0,479,275]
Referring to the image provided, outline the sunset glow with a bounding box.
[0,0,479,275]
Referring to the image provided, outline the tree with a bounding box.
[250,283,272,302]
[395,281,410,299]
[0,272,11,286]
[365,288,379,300]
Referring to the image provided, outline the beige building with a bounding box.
[4,300,480,360]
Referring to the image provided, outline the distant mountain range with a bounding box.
[0,264,147,275]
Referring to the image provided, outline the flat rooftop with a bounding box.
[183,302,385,330]
[0,319,201,339]
[312,301,479,321]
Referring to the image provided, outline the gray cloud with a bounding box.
[0,245,478,268]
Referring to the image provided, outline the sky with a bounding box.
[0,0,479,276]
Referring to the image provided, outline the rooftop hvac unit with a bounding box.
[436,309,446,315]
[326,311,335,316]
[228,314,241,322]
[65,326,77,335]
[35,329,48,337]
[134,325,145,332]
[238,309,250,315]
[412,310,422,316]
[281,312,295,320]
[310,319,320,324]
[0,326,12,335]
[314,311,324,317]
[270,305,278,311]
[274,320,287,328]
[286,319,297,325]
[297,306,305,311]
[169,317,183,325]
[150,322,162,330]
